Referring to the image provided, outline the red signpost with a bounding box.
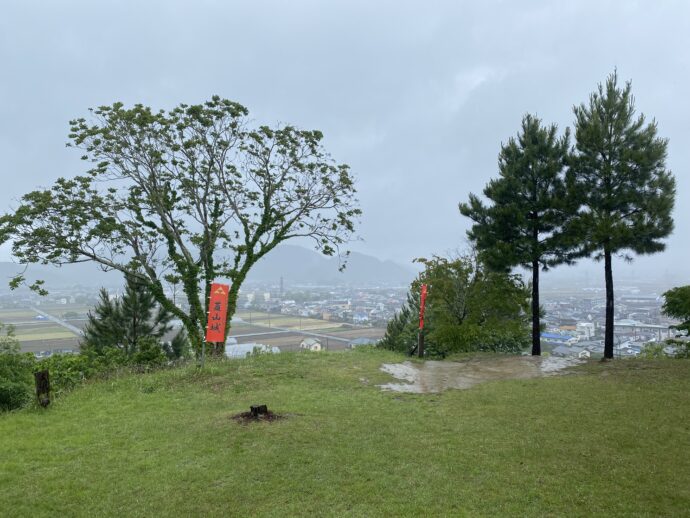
[418,283,428,357]
[203,283,230,366]
[419,284,428,330]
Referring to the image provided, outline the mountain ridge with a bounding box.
[0,245,416,291]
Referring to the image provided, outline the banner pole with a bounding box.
[418,283,428,358]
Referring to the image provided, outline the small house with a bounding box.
[300,338,322,352]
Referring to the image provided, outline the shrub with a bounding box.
[379,254,530,357]
[131,337,168,369]
[38,347,129,396]
[640,342,666,359]
[666,339,690,359]
[163,329,191,360]
[40,353,98,394]
[0,328,36,411]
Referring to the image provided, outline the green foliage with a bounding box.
[640,342,666,359]
[662,285,690,332]
[0,97,361,356]
[39,354,94,394]
[459,114,577,355]
[131,337,168,368]
[0,324,36,411]
[378,299,413,351]
[570,71,675,359]
[118,273,172,353]
[666,339,690,359]
[379,255,530,357]
[81,288,124,353]
[39,348,128,395]
[571,71,676,261]
[164,329,190,360]
[82,274,172,357]
[640,339,690,360]
[460,114,575,271]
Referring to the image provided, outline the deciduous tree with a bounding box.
[379,254,530,357]
[0,97,360,356]
[661,285,690,333]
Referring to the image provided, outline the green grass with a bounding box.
[1,350,689,517]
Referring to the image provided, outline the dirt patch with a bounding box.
[378,355,584,393]
[231,410,286,424]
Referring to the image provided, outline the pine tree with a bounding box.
[571,72,676,359]
[378,304,412,353]
[119,274,172,356]
[460,114,576,355]
[164,329,190,359]
[81,275,173,356]
[81,288,125,353]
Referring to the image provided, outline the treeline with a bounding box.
[0,274,190,412]
[381,71,676,358]
[379,255,530,357]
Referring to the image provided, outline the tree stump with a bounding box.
[250,404,268,417]
[34,370,50,408]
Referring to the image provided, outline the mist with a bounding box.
[1,0,688,286]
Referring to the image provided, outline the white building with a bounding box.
[300,338,322,352]
[576,322,595,340]
[225,342,280,358]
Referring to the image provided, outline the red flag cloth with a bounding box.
[419,284,428,330]
[205,283,230,342]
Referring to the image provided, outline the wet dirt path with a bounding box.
[378,355,584,393]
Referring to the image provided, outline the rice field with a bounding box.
[235,311,352,331]
[1,307,81,352]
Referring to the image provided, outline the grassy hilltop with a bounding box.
[1,349,689,517]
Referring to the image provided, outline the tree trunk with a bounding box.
[531,259,541,356]
[187,326,203,358]
[604,248,615,359]
[180,265,205,358]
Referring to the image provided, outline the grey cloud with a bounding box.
[1,0,688,283]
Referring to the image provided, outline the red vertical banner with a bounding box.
[205,283,230,342]
[419,283,428,330]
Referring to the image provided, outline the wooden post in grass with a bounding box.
[34,369,50,408]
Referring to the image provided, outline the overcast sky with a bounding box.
[1,0,688,285]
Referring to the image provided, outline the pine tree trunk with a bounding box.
[187,326,203,358]
[604,248,615,359]
[531,259,541,356]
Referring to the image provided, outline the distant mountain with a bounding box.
[246,245,415,285]
[0,245,416,291]
[0,262,122,291]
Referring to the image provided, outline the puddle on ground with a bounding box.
[378,355,584,393]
